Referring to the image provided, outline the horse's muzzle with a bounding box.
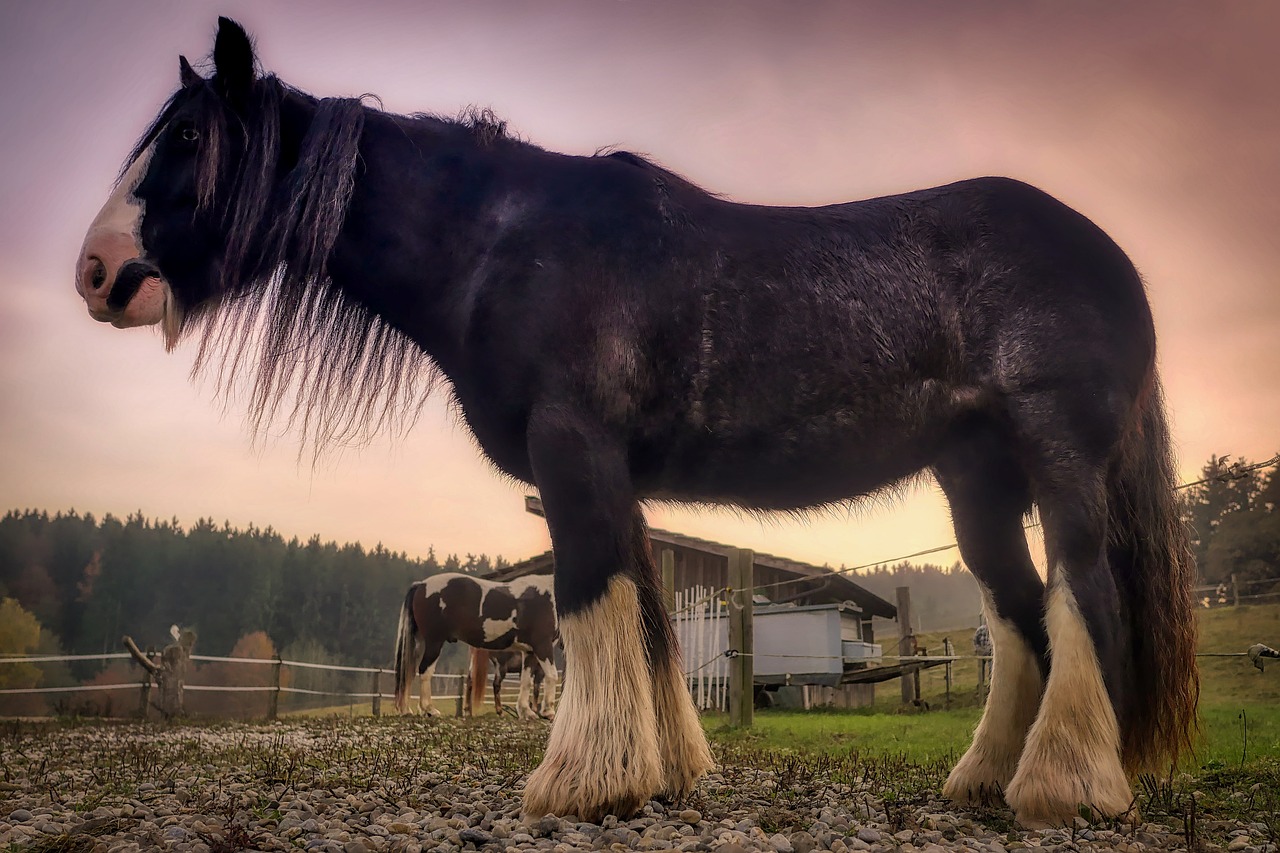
[106,258,162,312]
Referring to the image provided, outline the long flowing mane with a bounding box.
[128,74,435,457]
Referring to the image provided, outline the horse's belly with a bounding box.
[639,418,943,511]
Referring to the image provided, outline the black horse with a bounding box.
[76,18,1198,826]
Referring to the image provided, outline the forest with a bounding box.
[0,453,1275,686]
[0,511,504,686]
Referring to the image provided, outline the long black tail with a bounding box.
[393,584,419,712]
[1107,376,1199,772]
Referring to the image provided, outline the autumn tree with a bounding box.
[0,597,42,689]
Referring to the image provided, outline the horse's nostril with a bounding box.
[89,259,107,290]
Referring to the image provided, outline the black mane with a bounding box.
[146,73,439,456]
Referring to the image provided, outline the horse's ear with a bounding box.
[179,55,202,89]
[212,16,255,103]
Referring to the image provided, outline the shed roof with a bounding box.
[486,496,898,620]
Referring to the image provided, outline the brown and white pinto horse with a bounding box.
[393,572,558,718]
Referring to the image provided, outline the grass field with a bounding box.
[706,603,1280,768]
[890,601,1280,712]
[309,604,1280,770]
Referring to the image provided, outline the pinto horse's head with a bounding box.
[75,17,258,347]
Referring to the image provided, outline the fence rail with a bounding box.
[0,651,471,718]
[0,648,550,723]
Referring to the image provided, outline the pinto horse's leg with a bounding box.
[1004,394,1134,826]
[492,656,505,715]
[516,657,537,720]
[533,647,559,719]
[522,411,669,821]
[415,639,445,717]
[935,428,1048,806]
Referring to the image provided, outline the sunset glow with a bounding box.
[2,1,1277,572]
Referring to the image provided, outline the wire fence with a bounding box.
[2,635,1274,720]
[1194,576,1280,609]
[740,453,1280,599]
[0,651,467,720]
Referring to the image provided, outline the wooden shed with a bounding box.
[488,496,899,708]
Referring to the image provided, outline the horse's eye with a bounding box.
[180,126,200,143]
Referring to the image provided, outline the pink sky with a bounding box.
[1,1,1277,572]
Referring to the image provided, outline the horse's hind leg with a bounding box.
[1004,393,1133,826]
[521,412,669,821]
[416,639,445,717]
[935,425,1048,806]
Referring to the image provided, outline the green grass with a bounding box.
[707,706,977,763]
[706,701,1279,768]
[898,602,1280,713]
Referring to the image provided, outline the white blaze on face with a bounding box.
[76,143,182,347]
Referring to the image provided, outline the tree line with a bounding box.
[846,452,1280,633]
[0,452,1274,688]
[0,509,506,681]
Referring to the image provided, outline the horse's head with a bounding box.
[75,17,259,347]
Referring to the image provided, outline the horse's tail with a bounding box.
[1108,375,1199,772]
[469,647,489,712]
[393,584,419,712]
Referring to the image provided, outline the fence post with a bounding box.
[268,655,282,721]
[913,646,925,705]
[661,549,676,614]
[138,673,151,720]
[896,586,916,706]
[943,637,953,708]
[728,548,755,728]
[371,670,382,717]
[459,673,469,717]
[1231,573,1240,607]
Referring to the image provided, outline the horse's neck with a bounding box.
[319,107,501,370]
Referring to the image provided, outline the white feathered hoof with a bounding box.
[1005,762,1134,828]
[521,575,663,822]
[942,755,1011,809]
[1005,583,1135,827]
[653,654,714,801]
[943,603,1044,809]
[523,722,662,822]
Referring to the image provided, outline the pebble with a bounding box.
[769,832,795,852]
[0,717,1265,853]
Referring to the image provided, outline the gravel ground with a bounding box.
[0,717,1274,853]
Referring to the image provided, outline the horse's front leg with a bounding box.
[516,660,538,720]
[533,648,559,720]
[521,411,669,821]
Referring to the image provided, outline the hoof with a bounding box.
[653,656,714,802]
[942,775,1007,809]
[1005,764,1134,828]
[522,575,662,822]
[942,749,1015,809]
[523,748,660,823]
